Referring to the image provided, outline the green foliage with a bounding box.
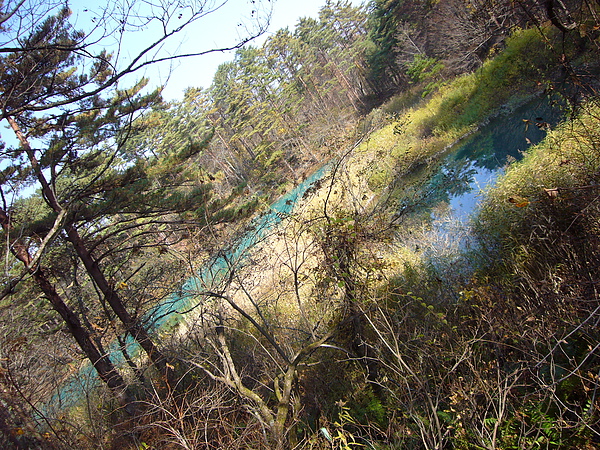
[318,401,377,450]
[348,389,387,427]
[364,0,405,99]
[406,54,444,97]
[0,7,86,115]
[406,53,444,83]
[354,24,571,221]
[418,27,560,134]
[2,0,600,447]
[449,99,600,450]
[205,1,372,194]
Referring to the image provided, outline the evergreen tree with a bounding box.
[0,0,267,410]
[364,0,406,102]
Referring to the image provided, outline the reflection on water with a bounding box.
[395,96,565,281]
[427,96,564,230]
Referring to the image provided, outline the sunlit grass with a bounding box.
[477,99,600,233]
[357,27,564,200]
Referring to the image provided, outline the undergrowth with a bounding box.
[374,99,600,449]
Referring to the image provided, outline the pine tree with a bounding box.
[0,1,267,408]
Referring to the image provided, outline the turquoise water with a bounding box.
[405,96,563,226]
[41,97,564,417]
[40,160,334,417]
[411,97,564,278]
[146,160,333,330]
[442,98,562,220]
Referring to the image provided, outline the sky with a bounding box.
[70,0,366,102]
[159,0,328,99]
[3,0,370,196]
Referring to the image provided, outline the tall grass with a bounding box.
[360,26,566,197]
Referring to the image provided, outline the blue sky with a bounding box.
[70,0,365,101]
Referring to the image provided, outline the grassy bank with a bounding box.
[323,27,600,448]
[358,27,570,195]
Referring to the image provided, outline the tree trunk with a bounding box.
[32,266,132,404]
[7,115,168,382]
[0,209,131,405]
[63,221,168,376]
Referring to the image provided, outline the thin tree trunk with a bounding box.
[32,266,132,404]
[0,209,131,405]
[7,115,168,380]
[63,221,168,375]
